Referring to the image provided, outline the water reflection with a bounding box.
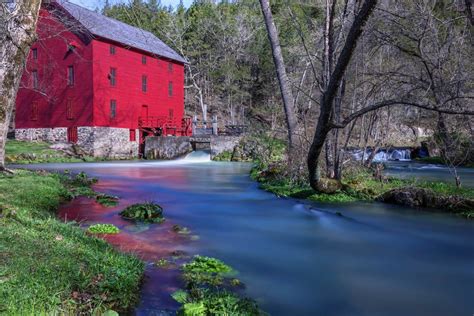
[22,159,474,316]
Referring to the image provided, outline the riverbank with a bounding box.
[5,140,99,164]
[0,170,144,314]
[251,164,474,218]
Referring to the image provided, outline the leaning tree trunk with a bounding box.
[259,0,298,150]
[308,0,378,191]
[0,0,42,170]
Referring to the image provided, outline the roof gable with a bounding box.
[53,1,186,64]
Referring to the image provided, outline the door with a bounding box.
[67,127,78,143]
[141,105,149,118]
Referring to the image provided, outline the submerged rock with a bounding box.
[378,187,474,213]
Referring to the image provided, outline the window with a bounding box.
[168,62,173,72]
[110,100,117,119]
[109,67,116,86]
[168,81,173,96]
[32,48,38,60]
[30,102,39,121]
[142,75,147,92]
[142,55,147,65]
[168,109,174,118]
[110,45,116,55]
[66,99,74,120]
[129,129,136,141]
[32,70,39,89]
[67,66,74,86]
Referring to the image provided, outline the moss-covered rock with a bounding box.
[379,187,474,214]
[119,202,164,223]
[315,178,343,194]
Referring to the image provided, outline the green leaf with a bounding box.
[183,302,206,316]
[171,289,189,303]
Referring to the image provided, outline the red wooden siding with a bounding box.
[91,39,185,130]
[16,6,186,136]
[16,9,94,129]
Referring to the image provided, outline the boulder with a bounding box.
[316,178,343,194]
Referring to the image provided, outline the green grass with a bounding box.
[5,140,97,164]
[252,164,474,207]
[0,170,144,314]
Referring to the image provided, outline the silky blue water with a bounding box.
[23,159,474,316]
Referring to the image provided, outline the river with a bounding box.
[23,154,474,316]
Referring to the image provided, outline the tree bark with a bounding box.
[259,0,298,149]
[308,0,378,191]
[0,0,42,170]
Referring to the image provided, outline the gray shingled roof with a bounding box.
[58,1,187,64]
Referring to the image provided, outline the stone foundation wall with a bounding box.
[78,127,138,159]
[15,128,67,142]
[15,127,138,159]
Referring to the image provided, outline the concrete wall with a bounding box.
[145,136,193,160]
[210,136,241,158]
[144,135,242,160]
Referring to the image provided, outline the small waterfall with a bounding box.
[182,150,211,163]
[349,148,411,162]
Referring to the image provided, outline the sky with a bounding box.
[70,0,193,11]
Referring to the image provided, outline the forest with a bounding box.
[101,0,473,189]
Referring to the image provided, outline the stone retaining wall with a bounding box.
[210,136,241,158]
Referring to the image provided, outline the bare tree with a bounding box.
[307,0,378,191]
[259,0,298,150]
[0,0,42,171]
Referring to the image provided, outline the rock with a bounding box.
[231,146,243,161]
[49,142,72,150]
[316,178,343,194]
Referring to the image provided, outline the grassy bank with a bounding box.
[0,170,144,314]
[251,164,474,217]
[5,140,97,164]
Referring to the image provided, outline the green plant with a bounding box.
[212,150,233,161]
[182,255,234,287]
[119,202,164,223]
[87,224,120,234]
[172,256,264,316]
[155,258,170,268]
[96,194,119,207]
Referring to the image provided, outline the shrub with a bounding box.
[119,202,164,223]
